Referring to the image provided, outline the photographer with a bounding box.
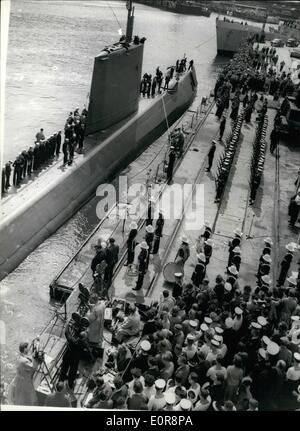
[7,342,38,406]
[59,315,89,390]
[86,294,106,346]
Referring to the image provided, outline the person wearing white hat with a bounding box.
[206,140,217,172]
[225,317,234,329]
[133,241,149,291]
[145,225,154,234]
[251,322,262,330]
[200,323,209,333]
[285,353,300,408]
[206,339,220,363]
[124,222,138,268]
[178,398,192,411]
[261,275,271,291]
[232,307,243,332]
[204,316,213,325]
[152,210,165,255]
[229,246,241,272]
[257,316,268,327]
[228,229,242,267]
[286,276,297,286]
[226,268,238,289]
[175,237,190,270]
[148,379,167,411]
[202,221,212,241]
[278,245,294,286]
[263,237,273,246]
[191,253,206,287]
[172,273,184,300]
[228,265,239,277]
[256,255,271,286]
[163,391,176,410]
[204,239,214,265]
[267,342,280,356]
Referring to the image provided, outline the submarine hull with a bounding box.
[0,69,197,280]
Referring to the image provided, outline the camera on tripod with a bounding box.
[32,337,45,364]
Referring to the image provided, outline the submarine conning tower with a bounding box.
[85,1,145,135]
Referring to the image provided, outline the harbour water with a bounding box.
[0,0,229,384]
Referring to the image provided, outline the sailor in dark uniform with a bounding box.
[13,156,21,186]
[176,128,185,158]
[226,265,239,288]
[56,131,62,156]
[1,168,5,195]
[62,139,69,165]
[206,140,217,172]
[278,243,294,286]
[39,140,46,165]
[175,236,190,269]
[21,150,28,178]
[4,162,12,190]
[188,60,194,71]
[45,138,51,161]
[204,239,213,265]
[145,225,154,268]
[172,272,183,300]
[124,222,138,268]
[261,237,273,257]
[260,275,271,294]
[78,125,85,152]
[33,143,40,170]
[191,253,206,288]
[256,254,271,285]
[152,210,164,255]
[201,221,212,242]
[146,198,155,226]
[133,241,149,291]
[231,247,241,272]
[227,228,242,268]
[27,147,34,175]
[167,146,176,183]
[215,166,229,203]
[219,115,226,141]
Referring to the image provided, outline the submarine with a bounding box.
[0,1,197,280]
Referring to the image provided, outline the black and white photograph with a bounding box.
[1,0,300,417]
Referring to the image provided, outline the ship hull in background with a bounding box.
[216,18,300,55]
[216,19,261,55]
[0,69,197,280]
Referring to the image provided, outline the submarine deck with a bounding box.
[0,95,168,224]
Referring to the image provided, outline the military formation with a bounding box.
[249,101,268,205]
[1,107,87,196]
[214,111,244,203]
